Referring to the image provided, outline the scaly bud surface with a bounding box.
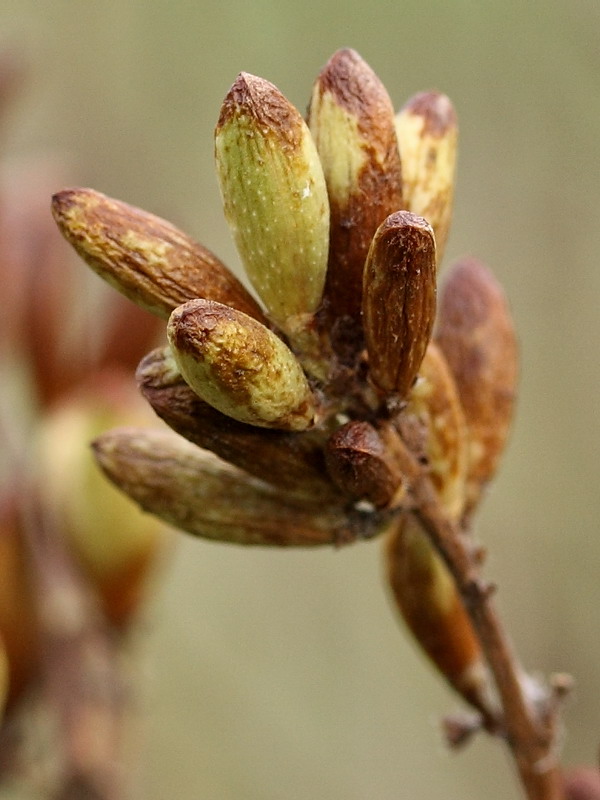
[168,299,317,430]
[395,92,457,266]
[309,48,403,324]
[435,258,518,515]
[215,72,329,340]
[51,188,266,322]
[363,211,436,399]
[94,428,354,547]
[137,347,339,504]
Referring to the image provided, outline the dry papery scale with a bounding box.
[52,48,576,800]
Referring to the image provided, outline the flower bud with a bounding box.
[167,299,317,431]
[386,515,493,716]
[308,48,403,324]
[215,72,329,342]
[362,211,436,399]
[325,420,406,509]
[434,258,518,515]
[93,427,355,547]
[404,342,468,520]
[35,372,168,626]
[395,91,457,265]
[137,347,339,504]
[51,187,266,323]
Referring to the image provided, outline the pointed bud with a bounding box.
[362,211,436,398]
[167,299,317,431]
[395,92,457,265]
[309,48,403,323]
[215,73,329,342]
[137,346,340,504]
[324,421,406,509]
[404,342,468,520]
[51,188,266,323]
[93,427,355,547]
[434,258,518,515]
[386,515,494,717]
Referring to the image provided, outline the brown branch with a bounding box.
[381,423,564,800]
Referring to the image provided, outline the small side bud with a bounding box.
[93,427,355,547]
[167,299,317,431]
[386,515,495,718]
[324,420,406,509]
[309,48,403,323]
[404,342,468,520]
[215,73,329,342]
[395,92,457,265]
[137,347,340,504]
[51,187,266,322]
[362,211,436,399]
[434,258,518,515]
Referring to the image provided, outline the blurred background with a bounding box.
[0,0,599,798]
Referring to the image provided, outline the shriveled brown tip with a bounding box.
[93,427,353,547]
[325,421,406,509]
[309,48,403,326]
[362,210,437,399]
[51,187,266,322]
[137,347,339,504]
[168,299,317,431]
[434,257,518,515]
[562,768,600,800]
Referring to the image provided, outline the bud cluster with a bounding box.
[52,49,518,718]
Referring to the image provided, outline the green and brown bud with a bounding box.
[309,48,403,323]
[386,515,493,717]
[434,258,518,516]
[51,187,266,323]
[395,92,457,266]
[404,342,468,520]
[362,211,436,399]
[94,427,355,547]
[215,73,329,342]
[325,420,406,509]
[167,299,318,431]
[137,346,340,504]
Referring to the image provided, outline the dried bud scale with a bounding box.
[51,187,266,323]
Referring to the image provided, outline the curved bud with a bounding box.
[404,342,468,519]
[386,515,494,717]
[309,48,403,324]
[137,347,339,504]
[167,299,317,431]
[395,92,457,265]
[51,188,266,323]
[434,258,518,515]
[324,420,406,509]
[215,72,329,341]
[363,211,436,399]
[93,427,355,547]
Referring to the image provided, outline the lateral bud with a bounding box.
[324,420,406,509]
[167,299,318,431]
[395,91,457,266]
[137,346,340,504]
[215,72,329,348]
[51,187,266,322]
[93,427,355,547]
[434,258,518,516]
[362,211,436,399]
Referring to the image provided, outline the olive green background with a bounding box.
[2,1,599,798]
